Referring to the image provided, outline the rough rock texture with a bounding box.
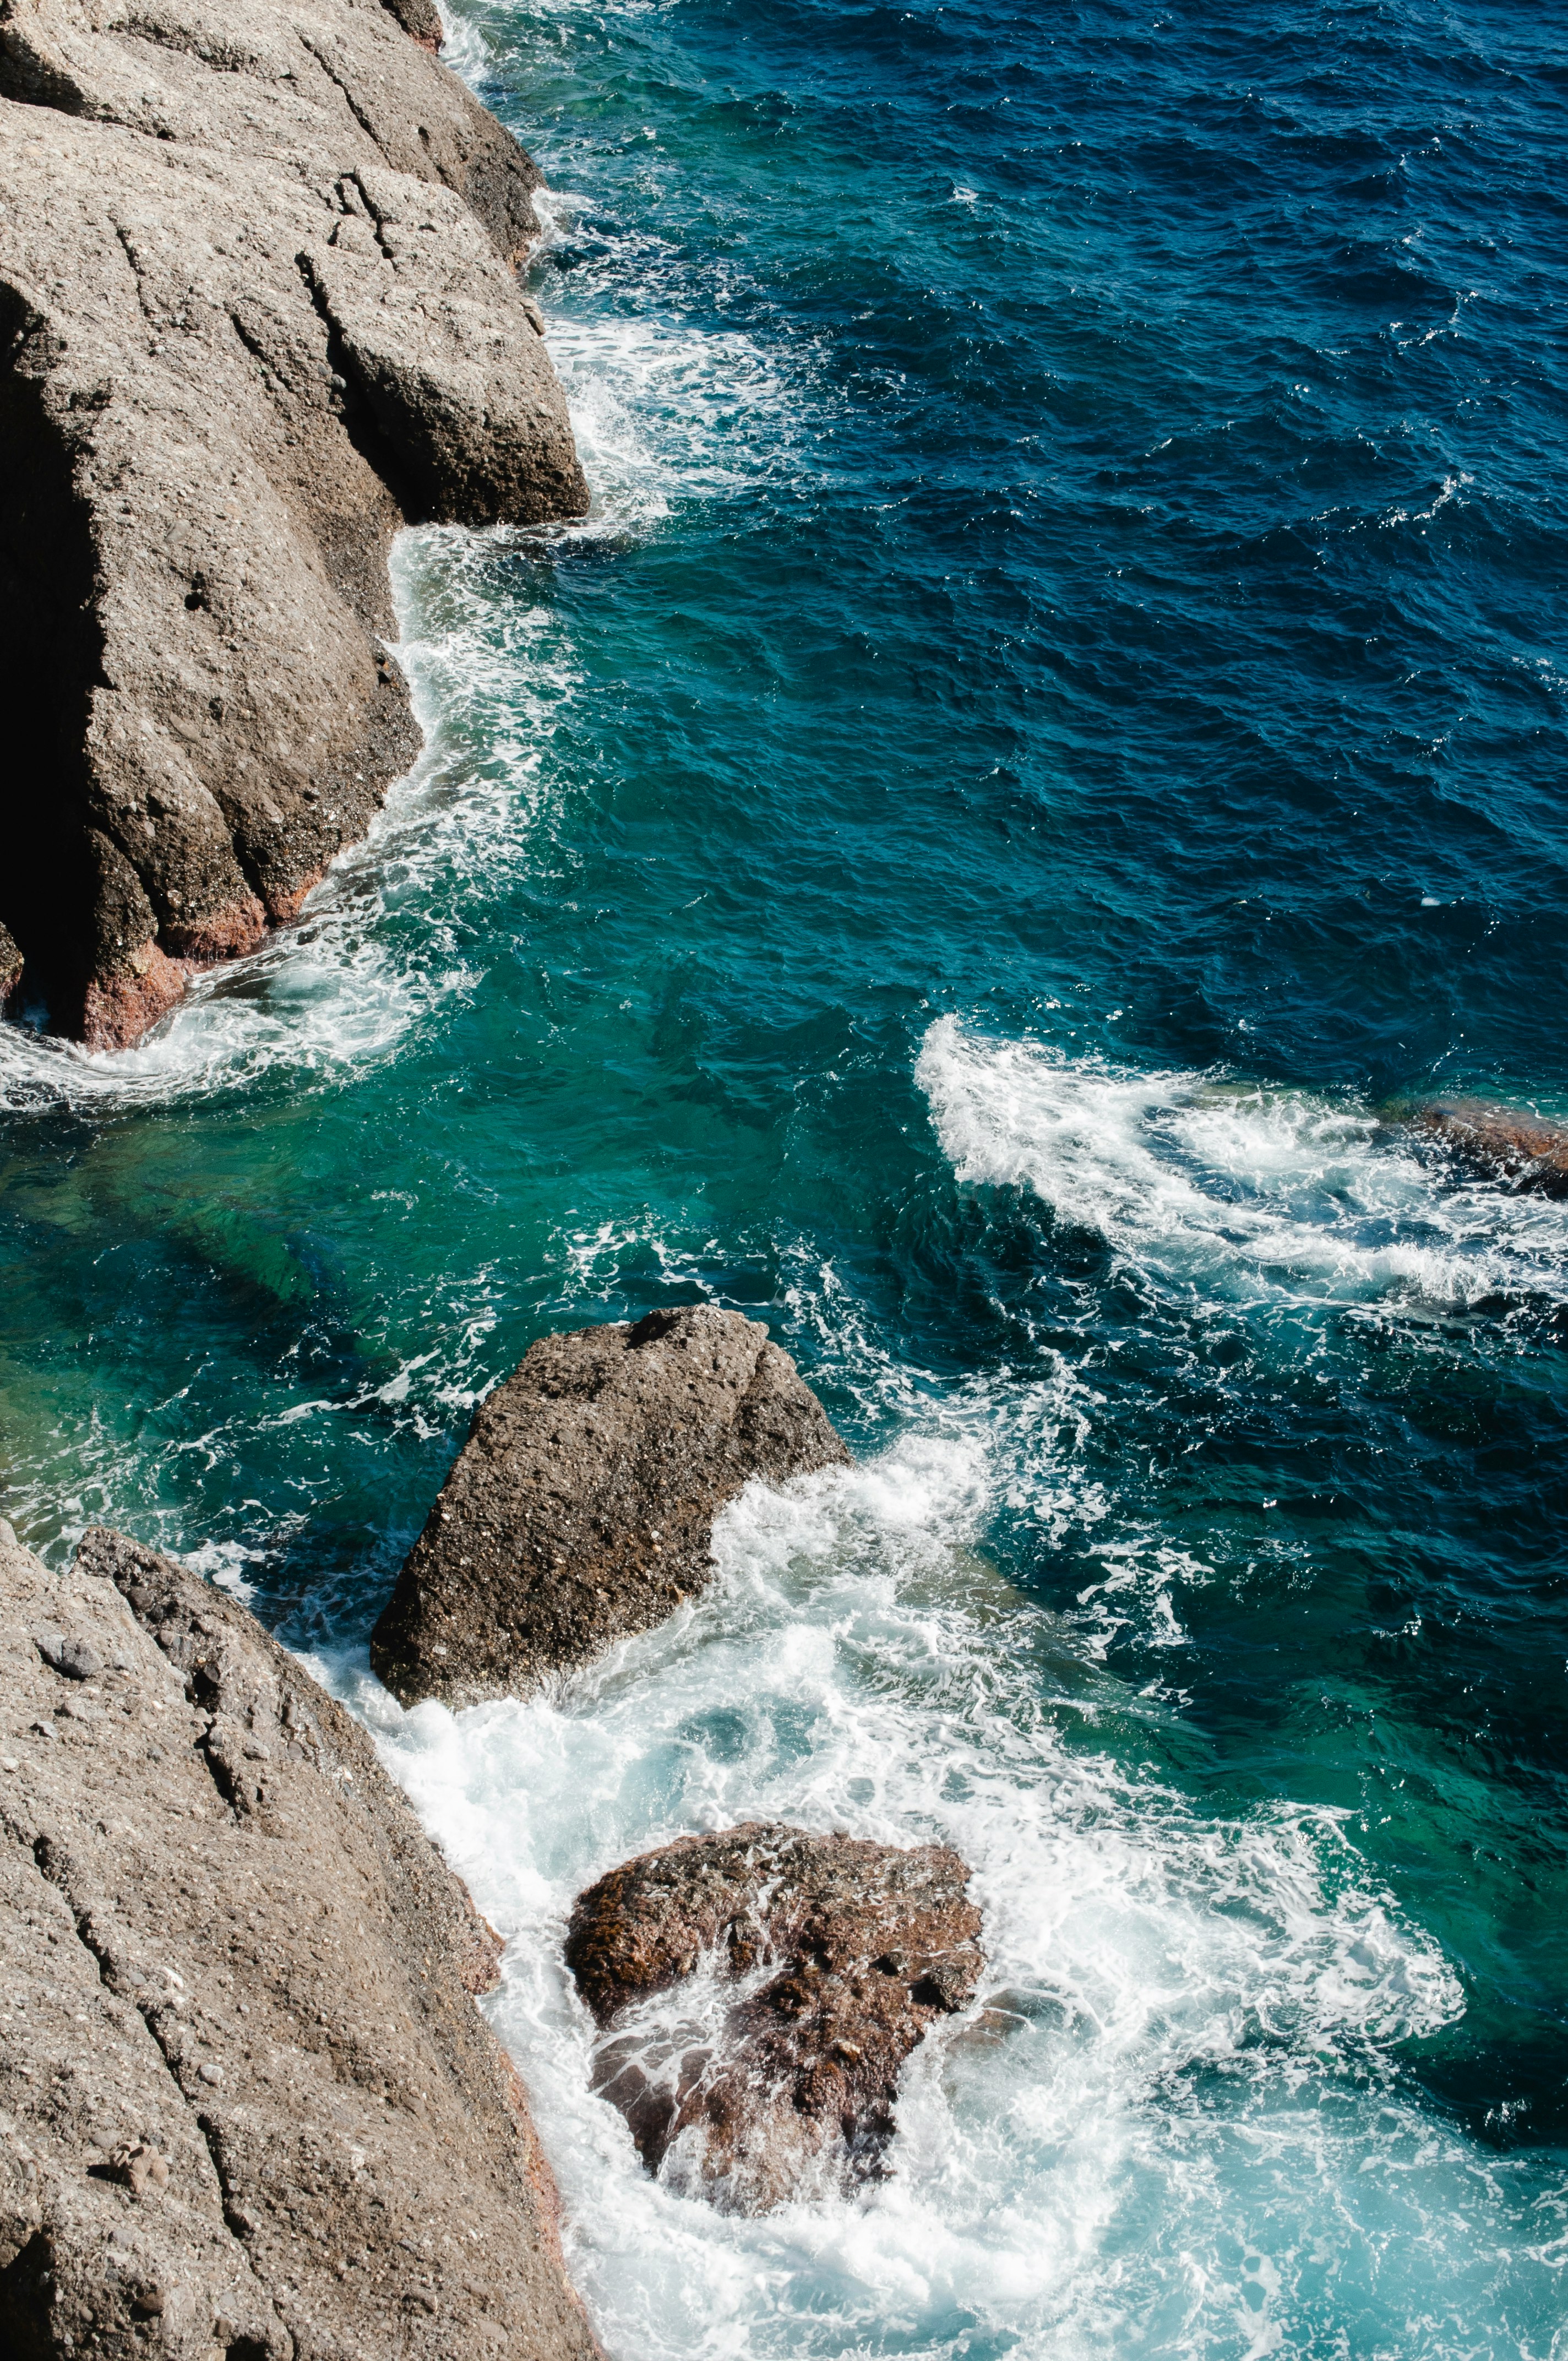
[0,0,588,1046]
[370,1306,852,1711]
[0,919,20,1005]
[564,1823,983,2213]
[1412,1100,1568,1198]
[0,1523,603,2359]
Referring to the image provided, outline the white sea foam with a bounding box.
[547,303,815,535]
[915,1014,1568,1319]
[311,1408,1567,2361]
[431,0,489,82]
[1381,470,1474,527]
[524,151,824,535]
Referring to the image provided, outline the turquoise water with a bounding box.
[4,0,1568,2350]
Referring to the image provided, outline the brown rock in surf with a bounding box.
[0,1521,602,2359]
[565,1822,983,2213]
[0,0,588,1047]
[370,1305,851,1710]
[1411,1100,1568,1198]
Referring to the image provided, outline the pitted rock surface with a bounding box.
[564,1822,983,2214]
[1412,1100,1568,1198]
[370,1305,851,1709]
[0,0,587,1045]
[0,1524,601,2360]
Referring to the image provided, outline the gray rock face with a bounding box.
[565,1823,983,2213]
[0,1523,602,2360]
[0,0,587,1046]
[371,1307,852,1710]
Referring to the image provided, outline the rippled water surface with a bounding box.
[4,1,1567,2351]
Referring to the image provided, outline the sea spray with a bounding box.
[917,1015,1568,1322]
[314,1425,1538,2361]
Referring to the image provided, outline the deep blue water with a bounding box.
[4,1,1568,2351]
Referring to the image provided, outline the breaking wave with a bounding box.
[311,1420,1520,2361]
[916,1015,1568,1321]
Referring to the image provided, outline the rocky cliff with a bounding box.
[0,0,587,1047]
[0,1521,602,2359]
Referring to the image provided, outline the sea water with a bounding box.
[3,1,1566,2352]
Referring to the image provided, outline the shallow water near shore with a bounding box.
[4,0,1568,2351]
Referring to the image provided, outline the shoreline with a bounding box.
[5,0,1568,2351]
[0,15,609,2353]
[0,0,589,1050]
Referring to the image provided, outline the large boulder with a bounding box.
[0,1522,601,2360]
[564,1823,983,2213]
[370,1306,851,1710]
[1411,1100,1568,1198]
[0,0,587,1045]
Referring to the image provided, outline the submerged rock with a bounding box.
[370,1305,851,1709]
[1411,1100,1568,1198]
[564,1823,983,2213]
[0,1523,601,2360]
[0,0,588,1047]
